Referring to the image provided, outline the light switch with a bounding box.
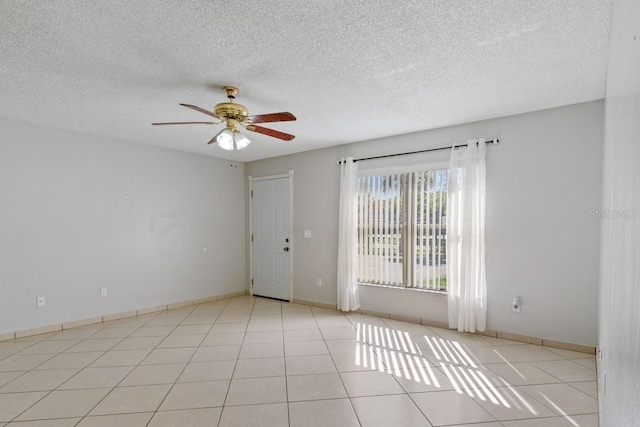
[304,230,312,239]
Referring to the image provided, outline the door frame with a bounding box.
[248,170,294,301]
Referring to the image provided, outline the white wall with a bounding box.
[598,0,640,424]
[246,101,603,346]
[0,118,246,335]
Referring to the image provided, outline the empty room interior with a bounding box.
[0,1,638,427]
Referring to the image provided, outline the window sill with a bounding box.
[358,282,447,295]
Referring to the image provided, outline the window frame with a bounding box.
[356,161,449,293]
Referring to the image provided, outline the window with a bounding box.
[357,168,448,291]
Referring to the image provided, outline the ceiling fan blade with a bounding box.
[179,103,220,119]
[152,121,217,125]
[206,135,218,145]
[245,125,295,141]
[245,112,296,124]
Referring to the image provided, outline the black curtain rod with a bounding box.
[336,139,499,164]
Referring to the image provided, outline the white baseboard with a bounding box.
[3,291,595,355]
[289,298,595,355]
[0,290,248,342]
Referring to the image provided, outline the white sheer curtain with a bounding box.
[337,157,361,311]
[446,139,487,332]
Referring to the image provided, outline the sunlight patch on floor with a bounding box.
[351,321,559,418]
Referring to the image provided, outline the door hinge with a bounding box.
[251,234,253,242]
[251,190,253,197]
[251,279,254,287]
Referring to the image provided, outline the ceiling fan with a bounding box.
[152,86,296,150]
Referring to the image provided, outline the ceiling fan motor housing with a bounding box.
[214,102,248,121]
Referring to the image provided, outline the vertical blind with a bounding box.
[357,169,448,291]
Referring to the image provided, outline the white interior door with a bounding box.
[252,177,291,301]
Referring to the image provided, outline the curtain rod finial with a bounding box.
[493,139,499,144]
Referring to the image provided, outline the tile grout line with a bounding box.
[144,300,227,426]
[342,312,367,427]
[277,302,291,427]
[68,309,168,425]
[218,297,254,421]
[5,310,167,424]
[311,305,366,427]
[5,315,158,423]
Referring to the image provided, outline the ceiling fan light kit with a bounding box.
[152,86,296,151]
[213,128,235,150]
[233,131,251,150]
[213,127,251,151]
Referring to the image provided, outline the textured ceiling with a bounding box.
[0,1,611,162]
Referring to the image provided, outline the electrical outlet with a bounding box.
[316,278,322,287]
[598,344,603,361]
[36,296,45,307]
[100,287,108,297]
[512,297,521,313]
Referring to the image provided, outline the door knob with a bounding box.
[284,247,289,252]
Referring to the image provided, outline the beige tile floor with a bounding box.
[0,296,599,426]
